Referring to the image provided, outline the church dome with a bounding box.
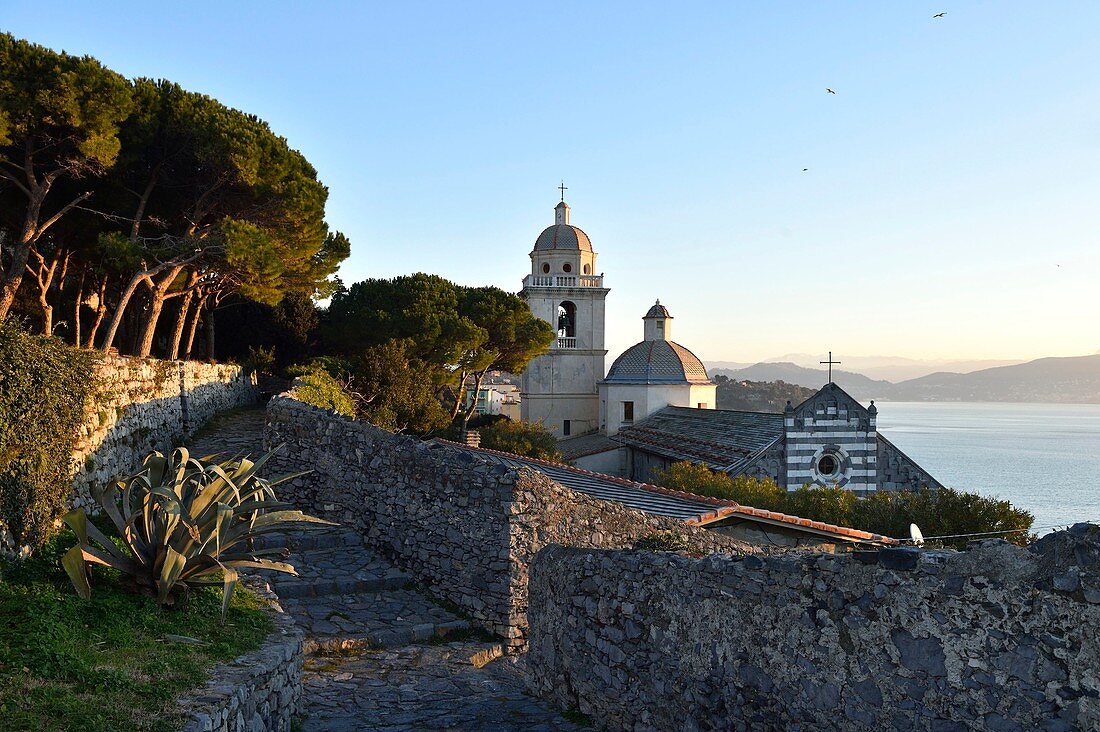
[603,340,713,385]
[533,224,593,252]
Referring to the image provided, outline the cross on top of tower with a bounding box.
[820,351,841,384]
[558,180,568,202]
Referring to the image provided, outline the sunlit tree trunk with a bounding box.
[84,274,109,348]
[135,264,186,357]
[72,268,85,347]
[167,274,200,359]
[183,291,206,360]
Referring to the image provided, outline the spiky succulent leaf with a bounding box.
[62,545,92,599]
[62,445,333,611]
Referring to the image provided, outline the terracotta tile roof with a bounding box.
[432,439,897,546]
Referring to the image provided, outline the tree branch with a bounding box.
[34,191,93,240]
[0,167,32,198]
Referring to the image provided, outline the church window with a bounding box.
[583,263,591,274]
[563,419,571,436]
[542,263,550,273]
[562,262,572,273]
[817,454,839,478]
[622,401,634,424]
[557,301,576,338]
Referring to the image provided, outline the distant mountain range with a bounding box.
[708,354,1025,382]
[709,354,1100,404]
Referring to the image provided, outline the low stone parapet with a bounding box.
[263,393,751,651]
[177,581,304,732]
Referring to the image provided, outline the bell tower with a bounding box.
[520,196,609,438]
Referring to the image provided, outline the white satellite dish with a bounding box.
[910,523,925,546]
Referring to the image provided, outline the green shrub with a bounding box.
[851,487,1034,548]
[345,342,450,434]
[478,419,562,461]
[653,460,1034,547]
[62,447,333,615]
[785,485,859,527]
[242,344,276,376]
[652,462,786,509]
[633,530,691,552]
[0,321,94,550]
[288,363,357,416]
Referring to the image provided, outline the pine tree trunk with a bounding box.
[183,293,206,360]
[135,265,185,358]
[168,290,195,360]
[73,269,84,347]
[85,275,108,348]
[0,185,45,321]
[204,300,215,362]
[100,272,151,351]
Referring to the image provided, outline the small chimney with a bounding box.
[463,429,481,448]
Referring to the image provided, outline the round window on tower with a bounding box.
[542,263,550,274]
[817,454,838,478]
[583,263,591,274]
[563,263,572,273]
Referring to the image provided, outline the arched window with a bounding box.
[583,263,591,274]
[557,301,576,338]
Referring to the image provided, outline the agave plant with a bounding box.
[61,446,331,616]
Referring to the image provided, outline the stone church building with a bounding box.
[519,197,942,494]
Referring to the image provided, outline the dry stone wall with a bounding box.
[71,354,255,508]
[263,394,751,649]
[177,581,304,732]
[526,526,1100,731]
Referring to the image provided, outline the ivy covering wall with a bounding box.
[0,322,94,549]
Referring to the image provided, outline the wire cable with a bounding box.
[892,521,1098,544]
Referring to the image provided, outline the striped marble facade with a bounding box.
[783,383,878,493]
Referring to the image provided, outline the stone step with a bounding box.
[251,526,363,552]
[271,570,412,599]
[304,618,472,655]
[259,546,412,598]
[278,588,470,654]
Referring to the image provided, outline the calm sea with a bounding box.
[874,402,1100,532]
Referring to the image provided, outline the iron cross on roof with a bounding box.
[820,351,841,383]
[558,181,568,201]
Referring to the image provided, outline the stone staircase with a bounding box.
[190,407,584,730]
[255,526,475,655]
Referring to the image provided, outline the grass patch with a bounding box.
[0,528,273,732]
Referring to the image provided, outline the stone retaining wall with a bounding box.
[177,581,304,732]
[263,394,751,649]
[71,354,256,508]
[526,526,1100,731]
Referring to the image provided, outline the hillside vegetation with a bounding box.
[714,375,815,412]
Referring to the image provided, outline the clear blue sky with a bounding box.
[6,1,1099,363]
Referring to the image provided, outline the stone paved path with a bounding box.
[191,407,586,731]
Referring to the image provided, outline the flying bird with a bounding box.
[802,168,809,172]
[933,12,946,18]
[826,88,836,94]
